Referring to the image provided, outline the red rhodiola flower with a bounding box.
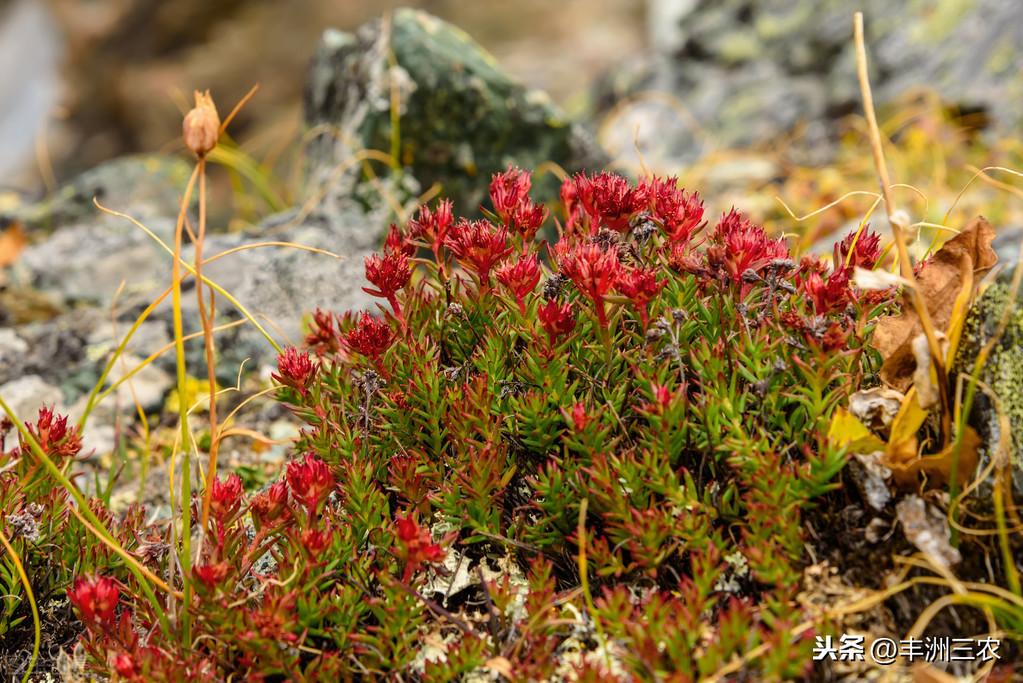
[555,241,622,329]
[833,227,882,270]
[343,312,394,361]
[112,653,138,679]
[395,515,444,582]
[409,199,455,276]
[616,266,666,329]
[286,453,334,515]
[570,402,591,431]
[305,308,340,355]
[490,167,547,242]
[384,223,416,257]
[301,527,333,555]
[490,166,532,222]
[68,574,119,625]
[445,218,512,285]
[272,347,316,397]
[706,209,789,295]
[193,562,229,590]
[640,176,705,244]
[798,265,852,315]
[209,473,244,523]
[363,250,411,324]
[575,171,645,233]
[537,300,576,346]
[495,253,542,314]
[251,480,289,527]
[23,406,81,461]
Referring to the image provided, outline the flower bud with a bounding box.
[182,90,220,158]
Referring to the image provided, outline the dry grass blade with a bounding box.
[854,11,951,442]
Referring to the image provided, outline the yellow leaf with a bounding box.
[888,387,928,446]
[828,408,885,453]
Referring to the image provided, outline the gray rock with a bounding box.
[598,0,1023,168]
[0,374,64,423]
[304,8,608,215]
[952,269,1023,498]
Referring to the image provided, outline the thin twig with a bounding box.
[853,12,951,442]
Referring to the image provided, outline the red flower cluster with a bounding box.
[23,406,82,461]
[489,167,547,241]
[834,228,882,270]
[706,210,789,295]
[305,309,340,355]
[194,561,229,589]
[273,348,316,397]
[569,171,646,232]
[495,253,542,314]
[408,199,454,259]
[617,266,666,329]
[68,575,119,625]
[640,176,705,244]
[364,250,412,323]
[384,223,416,258]
[394,515,444,582]
[343,312,395,361]
[537,300,576,346]
[286,453,334,516]
[209,473,244,523]
[798,266,851,315]
[554,241,622,328]
[251,480,289,527]
[445,218,511,284]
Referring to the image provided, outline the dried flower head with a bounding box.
[182,90,220,158]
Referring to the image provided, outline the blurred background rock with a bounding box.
[0,0,644,194]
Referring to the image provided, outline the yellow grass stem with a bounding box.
[94,199,282,353]
[854,12,951,443]
[170,164,199,647]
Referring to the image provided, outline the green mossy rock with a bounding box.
[303,8,608,216]
[953,271,1023,498]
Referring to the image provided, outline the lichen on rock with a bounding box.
[303,8,608,215]
[953,272,1023,497]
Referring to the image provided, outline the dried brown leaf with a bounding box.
[873,217,997,391]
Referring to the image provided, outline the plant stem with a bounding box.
[853,12,950,443]
[171,165,200,646]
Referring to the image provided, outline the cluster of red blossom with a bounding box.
[63,441,445,678]
[286,168,884,367]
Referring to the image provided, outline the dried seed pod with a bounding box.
[183,90,220,158]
